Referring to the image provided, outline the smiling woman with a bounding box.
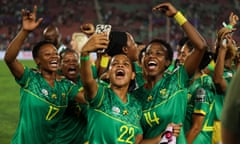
[132,2,207,144]
[3,5,87,144]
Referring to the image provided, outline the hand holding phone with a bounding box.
[95,24,112,53]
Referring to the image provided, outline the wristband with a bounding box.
[174,11,187,26]
[100,55,110,68]
[80,55,90,61]
[222,22,233,30]
[79,87,84,92]
[207,60,215,71]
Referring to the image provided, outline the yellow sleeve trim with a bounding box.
[194,110,206,116]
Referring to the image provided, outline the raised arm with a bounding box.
[153,2,207,76]
[79,33,109,99]
[214,29,234,93]
[4,5,43,79]
[186,114,205,144]
[213,13,238,93]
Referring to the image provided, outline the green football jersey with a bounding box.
[11,67,79,144]
[214,68,235,120]
[86,85,143,144]
[132,65,189,144]
[56,101,88,144]
[56,76,89,144]
[184,74,215,144]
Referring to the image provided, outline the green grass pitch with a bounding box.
[0,60,36,144]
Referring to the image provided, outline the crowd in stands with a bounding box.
[0,0,240,51]
[3,1,240,143]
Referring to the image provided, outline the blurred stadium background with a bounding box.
[0,0,240,53]
[0,0,240,143]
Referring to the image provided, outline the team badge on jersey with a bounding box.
[51,94,57,99]
[41,89,48,97]
[160,88,168,99]
[160,89,166,95]
[195,88,206,102]
[123,110,128,115]
[112,106,120,115]
[147,95,153,102]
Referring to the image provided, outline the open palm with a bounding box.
[21,5,43,31]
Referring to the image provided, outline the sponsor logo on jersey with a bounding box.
[123,110,128,115]
[51,94,57,99]
[147,95,153,102]
[160,88,168,99]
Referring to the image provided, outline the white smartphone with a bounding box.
[95,24,112,38]
[95,24,112,53]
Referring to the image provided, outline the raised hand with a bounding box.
[219,32,235,53]
[229,12,239,27]
[152,2,178,17]
[21,5,43,32]
[217,27,233,44]
[80,23,95,36]
[81,33,109,53]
